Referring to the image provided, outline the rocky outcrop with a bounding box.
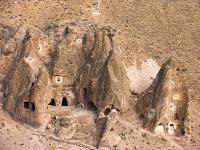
[75,27,131,114]
[136,58,189,136]
[1,21,131,129]
[1,22,82,126]
[0,23,16,56]
[0,20,191,149]
[98,109,123,149]
[2,25,53,126]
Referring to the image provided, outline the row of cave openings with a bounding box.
[23,97,68,111]
[48,97,68,106]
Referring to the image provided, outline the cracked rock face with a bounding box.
[1,21,131,127]
[75,27,131,114]
[136,59,189,136]
[0,20,190,149]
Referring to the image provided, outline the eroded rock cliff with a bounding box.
[75,27,131,114]
[0,21,190,149]
[136,58,189,136]
[1,21,131,131]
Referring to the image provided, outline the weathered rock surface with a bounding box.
[126,59,160,95]
[2,25,53,126]
[1,21,131,142]
[136,58,189,136]
[98,109,124,149]
[0,20,190,149]
[3,23,130,124]
[75,27,131,113]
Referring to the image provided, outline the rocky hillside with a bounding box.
[0,0,200,150]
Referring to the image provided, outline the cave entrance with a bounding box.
[49,99,56,106]
[104,108,111,116]
[62,97,68,106]
[168,123,175,135]
[155,123,165,135]
[24,102,35,111]
[24,102,29,109]
[87,101,97,111]
[55,76,62,84]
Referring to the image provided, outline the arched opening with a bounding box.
[168,123,175,135]
[155,123,165,135]
[104,108,111,116]
[55,76,62,84]
[169,102,176,111]
[57,77,61,82]
[87,101,97,111]
[148,108,155,119]
[49,99,56,106]
[24,102,35,111]
[24,102,29,109]
[62,97,68,106]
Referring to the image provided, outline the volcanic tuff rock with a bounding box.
[75,27,131,113]
[136,58,189,136]
[0,20,190,149]
[1,21,131,127]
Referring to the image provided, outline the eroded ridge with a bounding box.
[1,21,86,126]
[75,27,131,114]
[136,59,189,136]
[0,21,132,148]
[0,21,190,149]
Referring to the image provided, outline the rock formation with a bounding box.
[0,21,131,148]
[0,20,190,149]
[75,27,131,114]
[136,58,189,136]
[98,109,123,149]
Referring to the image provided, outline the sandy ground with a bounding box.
[0,0,200,149]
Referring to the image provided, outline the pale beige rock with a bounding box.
[1,22,85,126]
[136,58,189,136]
[75,28,131,113]
[1,22,131,149]
[126,59,160,94]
